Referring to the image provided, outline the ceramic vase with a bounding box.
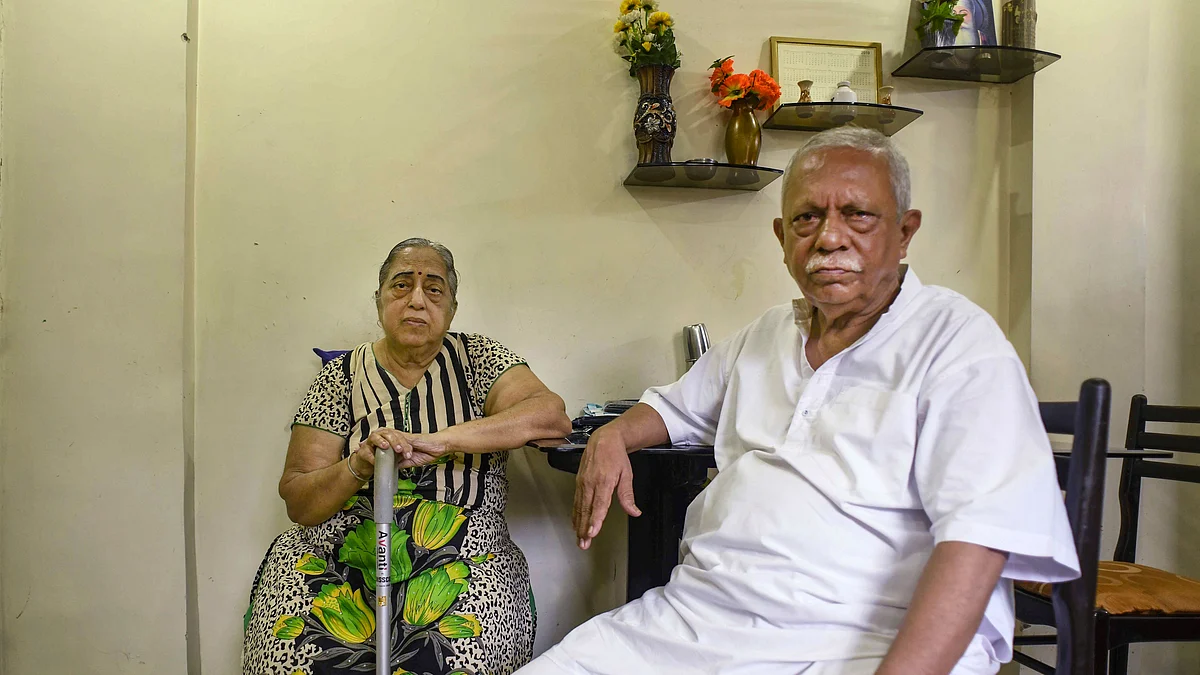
[633,65,677,164]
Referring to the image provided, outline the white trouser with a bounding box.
[518,650,999,675]
[516,651,889,675]
[515,619,1000,675]
[515,585,1001,675]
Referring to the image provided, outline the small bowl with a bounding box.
[683,158,719,182]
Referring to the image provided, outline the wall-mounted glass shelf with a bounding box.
[763,102,923,136]
[892,46,1060,84]
[623,162,783,191]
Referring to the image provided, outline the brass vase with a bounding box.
[724,100,761,166]
[633,65,677,165]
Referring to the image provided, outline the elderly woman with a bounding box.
[243,238,571,675]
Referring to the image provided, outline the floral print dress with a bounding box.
[243,334,536,675]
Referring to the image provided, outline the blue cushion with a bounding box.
[313,347,350,366]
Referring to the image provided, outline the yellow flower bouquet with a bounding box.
[612,0,680,76]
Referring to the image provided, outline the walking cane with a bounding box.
[374,447,397,674]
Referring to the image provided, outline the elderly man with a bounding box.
[520,128,1079,675]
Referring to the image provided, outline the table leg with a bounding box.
[625,455,711,602]
[626,454,667,602]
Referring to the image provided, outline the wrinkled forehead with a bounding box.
[383,247,448,281]
[783,148,894,212]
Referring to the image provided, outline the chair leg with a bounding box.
[1108,645,1128,675]
[1093,616,1110,675]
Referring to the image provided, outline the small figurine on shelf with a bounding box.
[795,80,816,118]
[796,80,814,103]
[877,86,897,125]
[831,81,857,103]
[709,56,781,166]
[828,82,858,124]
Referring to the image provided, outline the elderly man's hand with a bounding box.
[574,426,642,550]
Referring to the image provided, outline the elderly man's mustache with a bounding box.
[805,253,864,273]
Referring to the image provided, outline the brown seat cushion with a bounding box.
[1017,561,1200,615]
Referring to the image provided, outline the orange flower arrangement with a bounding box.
[708,57,781,111]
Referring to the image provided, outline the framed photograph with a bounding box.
[769,37,883,106]
[952,0,998,46]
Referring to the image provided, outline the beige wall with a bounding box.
[1139,0,1200,671]
[0,0,190,672]
[0,3,7,670]
[191,0,1010,671]
[1030,0,1148,408]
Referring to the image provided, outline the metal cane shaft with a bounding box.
[374,448,396,673]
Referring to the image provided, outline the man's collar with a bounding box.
[793,265,920,330]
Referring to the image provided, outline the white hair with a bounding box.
[378,237,459,301]
[781,127,912,216]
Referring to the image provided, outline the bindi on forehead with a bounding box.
[390,269,446,282]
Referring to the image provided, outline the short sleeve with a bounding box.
[914,354,1080,584]
[640,323,750,446]
[293,355,352,437]
[464,333,528,414]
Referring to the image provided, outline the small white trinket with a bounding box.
[831,81,857,103]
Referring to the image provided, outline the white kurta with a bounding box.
[522,270,1079,675]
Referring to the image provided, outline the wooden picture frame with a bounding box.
[769,37,884,106]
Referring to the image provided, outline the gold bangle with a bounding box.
[346,454,370,483]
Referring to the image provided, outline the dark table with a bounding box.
[530,440,1174,603]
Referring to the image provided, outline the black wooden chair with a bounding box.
[1095,395,1200,674]
[1012,378,1111,675]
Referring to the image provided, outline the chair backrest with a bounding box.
[1114,394,1200,562]
[1038,401,1078,437]
[1125,394,1200,456]
[1039,379,1111,675]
